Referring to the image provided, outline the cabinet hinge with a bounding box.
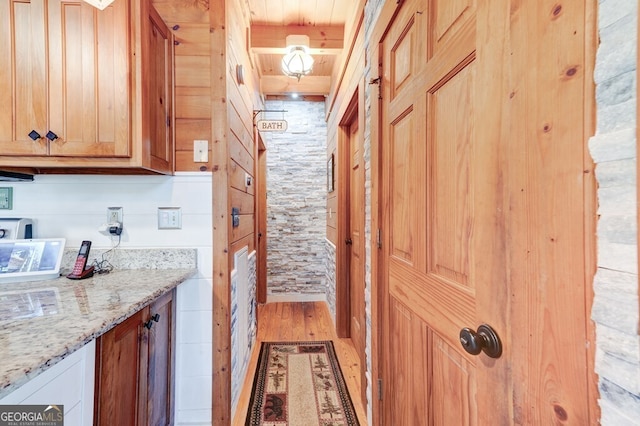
[377,229,382,249]
[166,116,171,127]
[377,378,383,400]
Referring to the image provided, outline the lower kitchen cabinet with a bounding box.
[94,289,175,425]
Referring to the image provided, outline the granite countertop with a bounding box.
[0,248,197,399]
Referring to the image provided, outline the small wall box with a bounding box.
[0,188,12,209]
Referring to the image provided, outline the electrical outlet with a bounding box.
[107,207,123,224]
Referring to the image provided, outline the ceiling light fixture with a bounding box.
[82,0,115,10]
[281,35,314,82]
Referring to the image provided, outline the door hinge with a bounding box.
[377,229,382,249]
[377,378,383,400]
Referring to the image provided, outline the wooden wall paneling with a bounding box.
[171,24,211,56]
[229,101,255,160]
[175,87,211,119]
[229,134,254,175]
[229,160,255,194]
[230,187,255,214]
[153,2,212,173]
[230,233,255,260]
[211,0,231,423]
[231,214,255,243]
[174,56,211,87]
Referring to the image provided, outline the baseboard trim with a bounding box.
[266,293,328,303]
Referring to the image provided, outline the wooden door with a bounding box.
[257,145,268,303]
[94,308,149,426]
[0,0,48,155]
[47,0,130,157]
[143,0,174,172]
[147,290,175,425]
[347,117,367,407]
[378,0,595,424]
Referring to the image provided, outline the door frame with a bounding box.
[256,134,267,304]
[336,88,364,337]
[367,1,599,424]
[369,4,403,424]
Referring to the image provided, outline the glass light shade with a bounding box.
[83,0,115,10]
[281,46,314,81]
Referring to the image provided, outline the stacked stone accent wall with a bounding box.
[325,239,337,320]
[589,1,640,423]
[263,100,328,296]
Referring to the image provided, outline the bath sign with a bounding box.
[256,119,288,132]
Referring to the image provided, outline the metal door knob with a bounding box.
[459,324,502,358]
[345,238,353,245]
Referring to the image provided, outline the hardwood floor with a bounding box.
[233,301,368,425]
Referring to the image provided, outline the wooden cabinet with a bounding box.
[0,0,174,174]
[94,289,176,425]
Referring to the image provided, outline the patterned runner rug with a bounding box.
[245,341,360,425]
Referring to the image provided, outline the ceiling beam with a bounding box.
[251,25,344,55]
[260,75,332,95]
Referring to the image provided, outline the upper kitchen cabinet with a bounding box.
[0,0,174,174]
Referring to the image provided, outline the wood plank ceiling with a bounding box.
[247,0,352,96]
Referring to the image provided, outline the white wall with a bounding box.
[1,173,214,425]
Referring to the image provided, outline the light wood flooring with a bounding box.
[233,301,368,425]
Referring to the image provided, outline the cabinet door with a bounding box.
[94,309,149,426]
[0,0,48,155]
[143,1,174,172]
[147,289,175,425]
[47,0,130,157]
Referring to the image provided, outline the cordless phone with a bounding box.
[67,240,95,280]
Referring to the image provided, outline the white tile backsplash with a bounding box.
[1,173,214,425]
[177,343,213,377]
[178,310,213,344]
[178,278,214,311]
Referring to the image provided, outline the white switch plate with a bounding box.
[193,140,208,163]
[158,207,182,229]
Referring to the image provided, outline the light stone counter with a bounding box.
[0,248,197,399]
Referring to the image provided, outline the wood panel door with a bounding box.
[347,117,367,407]
[47,0,130,157]
[94,309,148,426]
[0,0,48,155]
[147,290,176,425]
[378,0,595,424]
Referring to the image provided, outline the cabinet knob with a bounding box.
[28,130,42,141]
[144,319,154,330]
[45,131,59,141]
[151,313,160,323]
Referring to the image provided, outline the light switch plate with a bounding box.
[193,140,208,163]
[0,187,13,209]
[158,207,182,229]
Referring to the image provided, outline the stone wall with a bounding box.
[589,0,640,423]
[325,239,337,320]
[263,100,328,296]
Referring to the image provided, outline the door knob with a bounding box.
[459,324,502,358]
[345,238,353,245]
